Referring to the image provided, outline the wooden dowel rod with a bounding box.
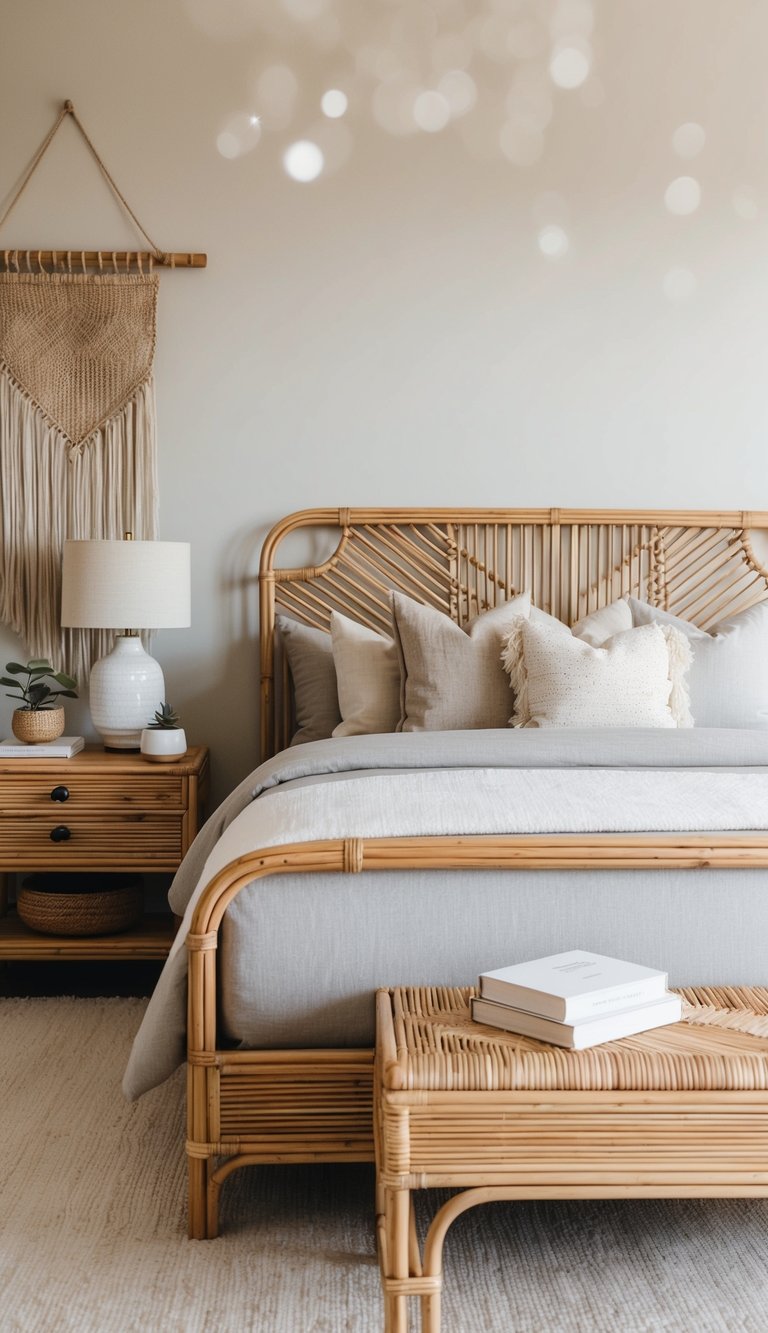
[0,249,206,270]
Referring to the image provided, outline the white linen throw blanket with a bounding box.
[124,729,768,1099]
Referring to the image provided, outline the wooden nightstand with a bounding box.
[0,745,209,961]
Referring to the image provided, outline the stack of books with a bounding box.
[471,950,682,1050]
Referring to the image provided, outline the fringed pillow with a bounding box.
[501,619,693,729]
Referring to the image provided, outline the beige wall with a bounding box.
[1,0,767,799]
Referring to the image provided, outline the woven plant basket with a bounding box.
[18,874,143,936]
[11,707,65,743]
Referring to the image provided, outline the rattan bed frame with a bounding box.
[187,508,768,1238]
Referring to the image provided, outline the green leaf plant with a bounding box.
[2,659,79,712]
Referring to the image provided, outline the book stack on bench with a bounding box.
[471,950,683,1050]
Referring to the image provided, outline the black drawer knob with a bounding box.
[50,785,70,803]
[50,825,71,843]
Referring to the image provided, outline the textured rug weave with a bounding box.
[3,998,768,1332]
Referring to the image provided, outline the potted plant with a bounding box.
[140,702,187,763]
[2,658,78,743]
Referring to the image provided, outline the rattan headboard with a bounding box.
[259,508,768,760]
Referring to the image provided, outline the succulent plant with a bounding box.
[2,659,78,711]
[148,702,181,730]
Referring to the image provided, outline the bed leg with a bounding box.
[188,1154,210,1240]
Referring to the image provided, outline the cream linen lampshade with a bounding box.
[61,538,191,749]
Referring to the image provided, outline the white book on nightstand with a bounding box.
[0,736,85,758]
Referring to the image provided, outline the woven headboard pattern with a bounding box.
[259,508,768,759]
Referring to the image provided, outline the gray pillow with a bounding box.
[627,597,768,728]
[391,591,531,731]
[276,615,341,744]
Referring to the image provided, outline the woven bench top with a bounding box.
[385,985,768,1093]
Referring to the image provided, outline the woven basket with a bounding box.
[18,874,143,936]
[11,706,65,743]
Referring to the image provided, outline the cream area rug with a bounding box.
[3,999,768,1333]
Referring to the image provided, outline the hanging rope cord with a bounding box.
[0,100,165,263]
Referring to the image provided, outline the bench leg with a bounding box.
[383,1187,411,1331]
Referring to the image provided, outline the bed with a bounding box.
[123,507,768,1239]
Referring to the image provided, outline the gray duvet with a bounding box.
[123,729,768,1099]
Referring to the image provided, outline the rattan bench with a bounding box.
[374,984,768,1333]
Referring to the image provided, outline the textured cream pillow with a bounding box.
[330,611,400,737]
[391,590,532,730]
[501,619,693,729]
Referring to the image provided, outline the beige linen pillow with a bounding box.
[391,590,532,730]
[501,618,693,729]
[330,611,401,737]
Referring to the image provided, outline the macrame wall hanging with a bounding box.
[0,100,206,681]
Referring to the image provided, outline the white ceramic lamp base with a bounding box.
[89,636,165,749]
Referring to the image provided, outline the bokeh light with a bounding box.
[321,89,348,118]
[549,44,591,89]
[537,225,570,258]
[664,176,701,215]
[283,140,325,181]
[671,122,706,159]
[413,90,451,132]
[437,69,477,118]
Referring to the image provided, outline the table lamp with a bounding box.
[61,535,191,749]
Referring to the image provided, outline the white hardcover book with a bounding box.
[0,736,85,759]
[479,951,668,1022]
[470,992,683,1050]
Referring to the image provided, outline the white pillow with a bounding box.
[527,598,634,645]
[501,619,693,729]
[571,598,633,646]
[330,611,401,737]
[628,598,768,728]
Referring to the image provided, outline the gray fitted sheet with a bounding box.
[220,866,768,1048]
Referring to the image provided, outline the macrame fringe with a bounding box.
[660,624,694,727]
[0,368,158,682]
[499,616,530,728]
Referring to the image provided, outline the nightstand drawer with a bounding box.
[0,772,185,814]
[0,815,184,868]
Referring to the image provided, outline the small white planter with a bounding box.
[140,727,187,763]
